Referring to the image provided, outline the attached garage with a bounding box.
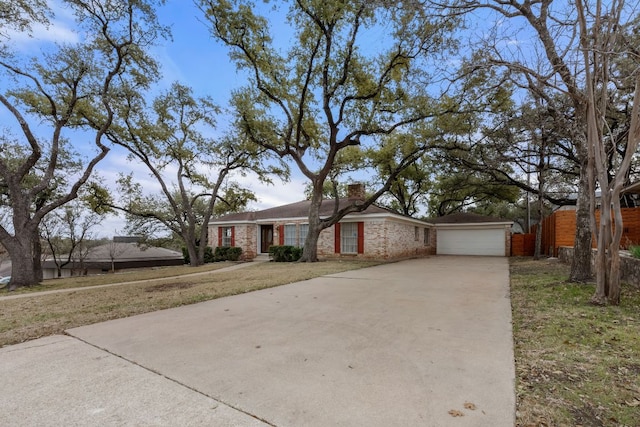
[431,213,513,257]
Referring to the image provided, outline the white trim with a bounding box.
[434,222,512,230]
[209,220,257,226]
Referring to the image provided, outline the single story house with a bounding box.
[429,212,513,256]
[208,186,513,260]
[42,241,184,279]
[208,191,436,261]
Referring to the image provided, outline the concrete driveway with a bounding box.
[0,256,515,426]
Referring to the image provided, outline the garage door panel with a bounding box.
[437,228,505,256]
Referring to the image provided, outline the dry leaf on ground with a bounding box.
[464,402,477,410]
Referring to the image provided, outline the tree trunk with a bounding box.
[534,216,543,259]
[188,241,202,267]
[5,234,42,290]
[533,144,545,260]
[301,222,322,262]
[197,226,208,266]
[299,190,323,263]
[608,198,623,305]
[570,163,593,282]
[32,230,43,281]
[591,204,610,305]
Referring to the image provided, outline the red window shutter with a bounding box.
[278,225,284,245]
[218,227,222,247]
[334,223,341,254]
[231,226,235,247]
[357,222,364,254]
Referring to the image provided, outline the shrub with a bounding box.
[214,246,243,261]
[204,246,215,263]
[226,246,242,261]
[268,245,303,262]
[183,246,216,264]
[629,245,640,259]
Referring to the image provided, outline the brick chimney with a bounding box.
[347,183,365,200]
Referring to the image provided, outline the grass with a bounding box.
[0,259,378,347]
[510,257,640,427]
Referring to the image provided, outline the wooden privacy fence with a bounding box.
[528,208,640,257]
[511,233,535,256]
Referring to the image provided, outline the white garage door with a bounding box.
[437,227,505,256]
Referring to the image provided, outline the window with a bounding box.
[424,228,431,246]
[299,224,309,247]
[415,226,419,241]
[341,222,358,254]
[284,224,297,246]
[221,226,233,247]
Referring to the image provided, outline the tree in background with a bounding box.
[91,82,287,266]
[433,0,593,281]
[40,200,102,278]
[372,147,433,218]
[442,0,639,297]
[0,0,168,289]
[199,0,462,261]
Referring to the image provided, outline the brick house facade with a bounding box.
[208,199,435,261]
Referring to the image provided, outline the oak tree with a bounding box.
[0,0,168,289]
[94,82,286,266]
[199,0,461,261]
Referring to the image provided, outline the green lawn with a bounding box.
[510,258,640,427]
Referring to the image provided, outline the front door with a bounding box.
[260,225,273,253]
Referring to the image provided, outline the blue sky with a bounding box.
[151,1,308,203]
[4,1,308,236]
[3,1,522,237]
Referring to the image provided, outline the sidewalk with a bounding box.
[0,256,515,426]
[0,260,267,301]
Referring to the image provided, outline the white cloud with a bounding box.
[245,176,307,210]
[6,20,79,51]
[92,148,306,237]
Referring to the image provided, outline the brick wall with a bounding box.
[235,224,257,259]
[211,217,435,261]
[317,218,434,260]
[208,223,258,260]
[381,220,433,259]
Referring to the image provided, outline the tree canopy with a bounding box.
[199,0,462,260]
[90,81,287,265]
[0,0,168,288]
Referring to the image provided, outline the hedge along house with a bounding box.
[208,186,435,261]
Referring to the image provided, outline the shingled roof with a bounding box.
[428,212,511,224]
[212,198,396,223]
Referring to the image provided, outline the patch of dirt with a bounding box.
[570,404,605,427]
[144,282,195,292]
